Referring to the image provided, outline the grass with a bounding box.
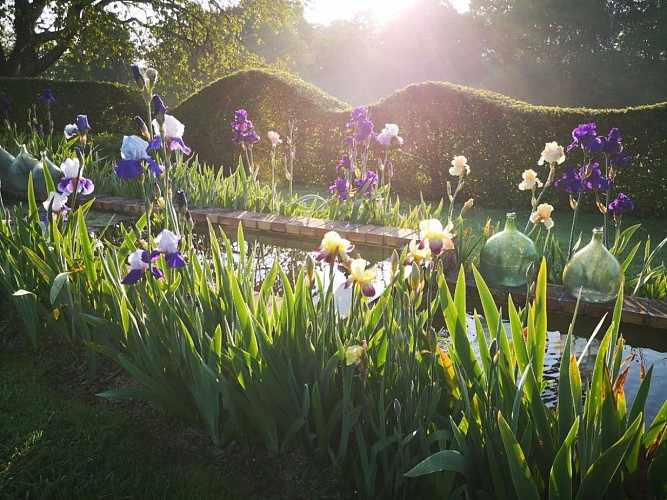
[0,303,346,499]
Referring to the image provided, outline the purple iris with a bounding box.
[121,250,165,285]
[114,158,164,179]
[602,128,623,154]
[355,119,376,142]
[152,95,167,122]
[329,177,350,201]
[230,108,260,145]
[177,190,188,212]
[608,193,635,217]
[554,165,584,194]
[567,123,603,154]
[76,115,91,134]
[1,97,11,113]
[150,229,186,269]
[611,150,632,168]
[346,107,367,129]
[336,154,353,173]
[131,65,145,90]
[37,88,57,105]
[354,170,378,195]
[583,163,611,192]
[58,177,94,196]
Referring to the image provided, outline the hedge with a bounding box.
[0,78,143,135]
[174,69,667,217]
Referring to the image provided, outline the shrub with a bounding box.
[174,69,667,217]
[0,78,144,135]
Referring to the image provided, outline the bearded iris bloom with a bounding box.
[36,88,57,105]
[42,191,70,221]
[403,238,433,268]
[329,177,350,201]
[344,258,378,298]
[231,108,260,145]
[529,203,555,229]
[538,141,565,166]
[115,135,163,179]
[63,114,91,139]
[554,166,584,194]
[567,123,604,154]
[376,123,403,146]
[151,229,186,268]
[57,157,94,195]
[121,249,165,285]
[315,231,354,264]
[354,170,378,195]
[1,97,12,113]
[419,219,455,256]
[518,169,543,191]
[151,114,191,155]
[449,156,470,177]
[335,154,352,173]
[584,163,611,192]
[608,193,634,217]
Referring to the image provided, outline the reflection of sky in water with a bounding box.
[452,314,667,426]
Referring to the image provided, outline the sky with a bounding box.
[304,0,471,26]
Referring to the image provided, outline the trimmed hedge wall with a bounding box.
[175,69,667,217]
[0,78,143,135]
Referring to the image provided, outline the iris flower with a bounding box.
[42,191,70,221]
[608,193,634,218]
[354,170,378,195]
[344,258,378,298]
[376,123,403,146]
[36,88,57,105]
[419,219,455,256]
[121,249,165,285]
[449,156,470,177]
[57,157,94,195]
[538,141,565,166]
[150,114,192,154]
[403,238,433,268]
[151,229,186,268]
[329,177,350,201]
[518,169,543,191]
[315,231,354,264]
[529,203,555,229]
[115,135,163,180]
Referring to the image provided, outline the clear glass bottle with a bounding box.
[562,227,622,303]
[480,212,537,287]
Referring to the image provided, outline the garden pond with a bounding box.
[3,195,666,424]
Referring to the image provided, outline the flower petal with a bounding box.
[165,252,186,268]
[114,160,144,180]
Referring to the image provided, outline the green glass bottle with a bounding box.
[562,227,622,303]
[480,212,537,287]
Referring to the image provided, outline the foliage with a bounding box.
[0,342,334,499]
[1,169,666,497]
[0,1,303,87]
[0,78,143,135]
[173,69,667,217]
[406,261,667,498]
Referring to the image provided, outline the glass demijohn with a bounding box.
[562,227,622,303]
[479,212,537,287]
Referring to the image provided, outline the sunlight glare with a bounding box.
[305,0,471,26]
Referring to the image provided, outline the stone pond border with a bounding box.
[4,189,666,332]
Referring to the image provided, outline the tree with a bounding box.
[0,1,303,79]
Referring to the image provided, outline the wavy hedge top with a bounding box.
[0,78,143,135]
[174,69,666,217]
